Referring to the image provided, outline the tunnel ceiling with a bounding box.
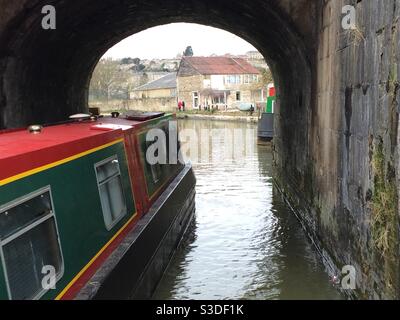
[0,0,317,129]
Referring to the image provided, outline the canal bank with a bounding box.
[153,119,343,300]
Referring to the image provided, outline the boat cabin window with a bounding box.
[95,156,127,230]
[0,187,64,300]
[151,162,162,184]
[146,135,166,184]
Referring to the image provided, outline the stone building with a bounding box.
[128,73,177,111]
[131,73,176,99]
[177,56,264,110]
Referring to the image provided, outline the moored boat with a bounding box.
[257,84,276,143]
[235,102,255,112]
[0,112,196,300]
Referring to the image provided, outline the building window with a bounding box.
[236,91,241,101]
[225,75,241,85]
[244,75,250,84]
[95,156,127,230]
[192,91,199,109]
[0,187,64,300]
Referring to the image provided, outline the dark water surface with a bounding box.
[153,119,342,300]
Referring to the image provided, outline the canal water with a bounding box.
[153,119,342,300]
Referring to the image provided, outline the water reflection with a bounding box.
[153,119,342,300]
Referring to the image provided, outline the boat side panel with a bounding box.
[136,118,184,203]
[123,130,149,217]
[0,142,135,300]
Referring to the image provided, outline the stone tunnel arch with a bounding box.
[0,0,314,133]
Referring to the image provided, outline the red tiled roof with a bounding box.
[183,56,260,75]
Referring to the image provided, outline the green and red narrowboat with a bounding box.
[257,84,275,142]
[0,112,196,300]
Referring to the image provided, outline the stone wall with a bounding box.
[130,88,175,99]
[226,90,252,108]
[177,75,203,109]
[274,0,400,299]
[90,97,177,113]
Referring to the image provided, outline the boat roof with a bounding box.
[0,117,138,160]
[0,114,170,183]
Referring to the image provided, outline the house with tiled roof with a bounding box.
[128,73,178,112]
[130,73,177,99]
[177,56,264,110]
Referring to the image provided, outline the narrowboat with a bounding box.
[0,112,196,300]
[257,84,276,143]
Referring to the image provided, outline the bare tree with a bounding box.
[260,68,274,85]
[90,58,131,101]
[183,46,194,57]
[139,72,149,86]
[248,68,274,103]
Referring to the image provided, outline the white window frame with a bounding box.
[0,186,64,300]
[225,75,234,84]
[94,155,127,231]
[192,91,200,109]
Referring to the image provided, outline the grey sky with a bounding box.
[103,23,257,60]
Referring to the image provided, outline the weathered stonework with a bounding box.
[274,0,400,299]
[0,0,399,299]
[89,97,178,113]
[177,74,261,109]
[177,75,203,109]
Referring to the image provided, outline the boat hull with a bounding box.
[257,113,274,141]
[75,163,196,300]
